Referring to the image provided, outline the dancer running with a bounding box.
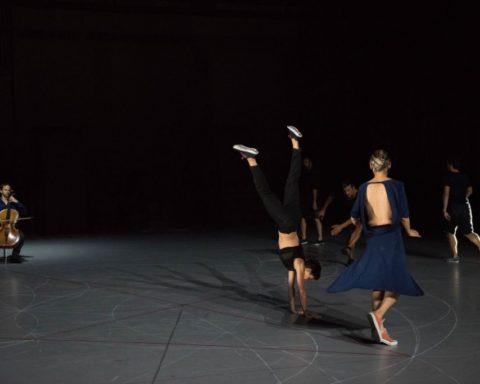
[443,157,480,263]
[233,126,321,316]
[327,149,424,346]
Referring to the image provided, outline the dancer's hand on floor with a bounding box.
[295,309,304,315]
[303,310,322,320]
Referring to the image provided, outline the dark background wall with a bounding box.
[0,2,478,237]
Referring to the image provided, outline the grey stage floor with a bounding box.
[0,231,479,384]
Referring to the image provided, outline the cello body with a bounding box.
[0,208,21,248]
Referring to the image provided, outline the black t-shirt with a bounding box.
[333,190,357,218]
[279,246,305,271]
[443,172,471,205]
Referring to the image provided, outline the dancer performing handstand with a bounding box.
[327,150,424,346]
[233,126,321,316]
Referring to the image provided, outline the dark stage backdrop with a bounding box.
[0,2,478,237]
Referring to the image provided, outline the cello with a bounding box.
[0,205,31,263]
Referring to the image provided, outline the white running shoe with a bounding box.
[233,144,259,158]
[446,257,460,263]
[287,125,303,139]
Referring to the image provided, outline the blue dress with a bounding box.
[327,179,424,296]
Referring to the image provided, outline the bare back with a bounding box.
[365,183,392,226]
[278,231,300,249]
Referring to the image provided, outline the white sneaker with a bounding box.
[446,257,460,263]
[379,328,398,346]
[287,125,303,139]
[233,144,259,158]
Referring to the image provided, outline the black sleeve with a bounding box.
[351,191,361,220]
[12,202,28,217]
[443,174,452,187]
[398,182,410,219]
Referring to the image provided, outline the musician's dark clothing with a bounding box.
[0,200,27,216]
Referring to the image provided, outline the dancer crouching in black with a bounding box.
[233,126,321,316]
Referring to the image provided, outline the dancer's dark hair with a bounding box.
[341,179,356,189]
[447,156,462,170]
[305,259,321,280]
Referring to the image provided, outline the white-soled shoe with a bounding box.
[379,327,398,346]
[287,125,303,139]
[367,312,382,342]
[446,257,460,263]
[233,144,259,158]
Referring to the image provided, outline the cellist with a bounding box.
[0,183,27,262]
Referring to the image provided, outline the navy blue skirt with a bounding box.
[327,225,424,296]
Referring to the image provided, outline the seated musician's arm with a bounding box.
[11,200,27,216]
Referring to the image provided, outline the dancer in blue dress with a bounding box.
[327,149,424,346]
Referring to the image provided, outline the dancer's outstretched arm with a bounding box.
[318,195,333,219]
[399,183,420,237]
[401,218,421,237]
[331,218,353,236]
[442,186,451,221]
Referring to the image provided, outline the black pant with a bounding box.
[445,203,474,235]
[250,149,302,234]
